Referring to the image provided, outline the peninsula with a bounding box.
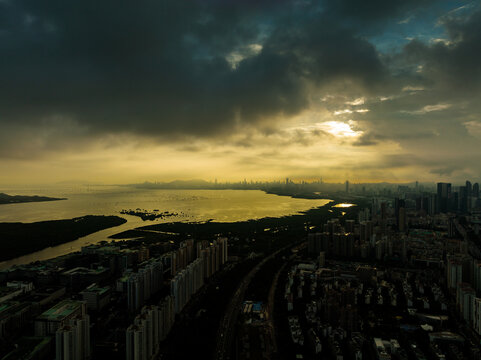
[0,215,126,261]
[0,192,66,205]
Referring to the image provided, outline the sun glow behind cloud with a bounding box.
[333,109,353,115]
[1,0,481,185]
[317,121,362,138]
[345,97,365,106]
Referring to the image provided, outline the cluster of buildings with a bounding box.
[0,236,228,360]
[171,238,228,314]
[287,180,481,359]
[3,178,481,359]
[124,237,228,359]
[282,256,478,359]
[435,181,481,214]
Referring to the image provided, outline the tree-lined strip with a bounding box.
[0,215,126,261]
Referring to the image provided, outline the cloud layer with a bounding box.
[1,0,480,183]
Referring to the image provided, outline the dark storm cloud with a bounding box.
[351,5,481,157]
[2,0,480,183]
[403,8,481,92]
[324,0,434,25]
[0,0,390,146]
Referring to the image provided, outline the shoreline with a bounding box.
[109,199,358,241]
[0,190,362,269]
[0,215,126,264]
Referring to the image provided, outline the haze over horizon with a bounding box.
[1,0,481,185]
[0,178,469,189]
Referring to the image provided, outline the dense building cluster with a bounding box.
[0,236,227,359]
[288,181,481,359]
[2,179,481,360]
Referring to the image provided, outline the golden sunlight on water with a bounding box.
[333,203,355,208]
[0,186,331,268]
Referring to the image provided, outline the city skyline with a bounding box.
[3,2,481,356]
[1,1,481,184]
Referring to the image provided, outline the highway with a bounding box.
[266,261,287,355]
[214,242,305,360]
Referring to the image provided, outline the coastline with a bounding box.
[109,198,359,243]
[0,215,126,263]
[0,189,364,269]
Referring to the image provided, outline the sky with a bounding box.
[1,0,481,185]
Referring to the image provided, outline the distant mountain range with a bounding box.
[0,193,66,205]
[133,179,216,189]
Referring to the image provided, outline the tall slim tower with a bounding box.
[466,180,473,197]
[345,180,349,193]
[437,182,452,213]
[473,183,480,198]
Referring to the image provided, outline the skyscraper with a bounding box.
[466,180,472,197]
[55,314,91,360]
[437,182,452,213]
[394,198,405,227]
[127,273,145,313]
[398,208,406,233]
[459,186,468,213]
[473,183,480,199]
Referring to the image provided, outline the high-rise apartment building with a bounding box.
[473,298,481,335]
[126,258,164,312]
[55,313,90,360]
[126,299,175,360]
[447,256,463,290]
[170,257,204,314]
[456,283,476,325]
[127,273,145,313]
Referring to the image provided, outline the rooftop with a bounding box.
[81,285,110,296]
[37,300,84,322]
[61,267,107,276]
